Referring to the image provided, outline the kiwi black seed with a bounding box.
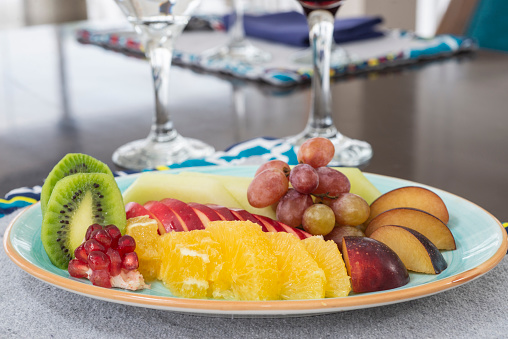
[41,173,126,269]
[40,153,114,217]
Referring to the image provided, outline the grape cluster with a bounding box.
[68,224,139,288]
[247,137,370,237]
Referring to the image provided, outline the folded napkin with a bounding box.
[223,11,384,47]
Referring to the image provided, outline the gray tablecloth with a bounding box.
[2,210,507,339]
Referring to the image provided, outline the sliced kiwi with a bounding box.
[40,153,114,217]
[41,173,126,269]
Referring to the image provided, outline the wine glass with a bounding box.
[201,0,271,64]
[287,0,372,166]
[112,0,215,170]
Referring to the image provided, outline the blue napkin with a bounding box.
[224,11,384,47]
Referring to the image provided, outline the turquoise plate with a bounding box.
[4,166,507,317]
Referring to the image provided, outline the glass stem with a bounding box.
[229,0,246,46]
[307,10,336,133]
[146,39,177,143]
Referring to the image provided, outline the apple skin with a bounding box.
[205,204,239,221]
[187,202,222,226]
[342,236,410,293]
[254,214,311,240]
[365,207,456,250]
[370,225,448,274]
[366,186,449,225]
[125,201,166,234]
[161,198,205,231]
[143,200,186,232]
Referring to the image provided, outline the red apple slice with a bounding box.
[342,236,410,293]
[206,204,239,221]
[161,198,204,231]
[188,202,222,227]
[254,215,311,240]
[144,200,185,232]
[125,201,165,234]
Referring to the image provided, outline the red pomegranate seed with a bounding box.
[93,229,113,249]
[106,248,122,276]
[84,239,106,254]
[85,224,103,241]
[74,243,88,262]
[88,251,111,271]
[117,235,136,255]
[122,252,139,270]
[89,269,112,288]
[104,225,122,247]
[68,259,89,278]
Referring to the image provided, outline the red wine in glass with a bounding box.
[298,0,344,16]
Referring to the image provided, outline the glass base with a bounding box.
[285,126,372,167]
[112,133,215,170]
[201,40,271,64]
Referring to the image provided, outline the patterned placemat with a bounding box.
[76,12,476,87]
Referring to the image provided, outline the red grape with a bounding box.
[324,226,365,252]
[254,160,290,177]
[289,164,319,194]
[302,204,336,236]
[276,189,314,228]
[312,167,350,199]
[330,193,370,226]
[247,168,289,208]
[297,137,335,168]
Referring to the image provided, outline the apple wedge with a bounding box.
[254,214,311,240]
[206,204,238,221]
[143,200,185,232]
[370,225,448,274]
[342,236,409,293]
[125,201,166,235]
[366,186,449,225]
[187,202,222,226]
[161,198,205,231]
[365,207,456,250]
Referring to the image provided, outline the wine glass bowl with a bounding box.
[287,0,372,167]
[112,0,215,170]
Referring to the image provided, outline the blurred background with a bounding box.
[0,0,451,38]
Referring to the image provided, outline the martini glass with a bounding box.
[287,0,372,166]
[201,0,271,64]
[112,0,215,170]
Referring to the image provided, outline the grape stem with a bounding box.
[312,192,339,200]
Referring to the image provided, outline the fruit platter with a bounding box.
[4,145,507,317]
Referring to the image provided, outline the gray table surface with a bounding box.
[2,210,507,339]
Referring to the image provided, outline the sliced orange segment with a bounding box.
[267,232,326,300]
[206,221,280,301]
[125,216,161,281]
[158,230,222,299]
[302,236,351,298]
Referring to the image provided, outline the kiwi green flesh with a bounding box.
[40,153,113,217]
[41,173,126,269]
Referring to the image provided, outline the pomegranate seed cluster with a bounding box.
[68,223,139,288]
